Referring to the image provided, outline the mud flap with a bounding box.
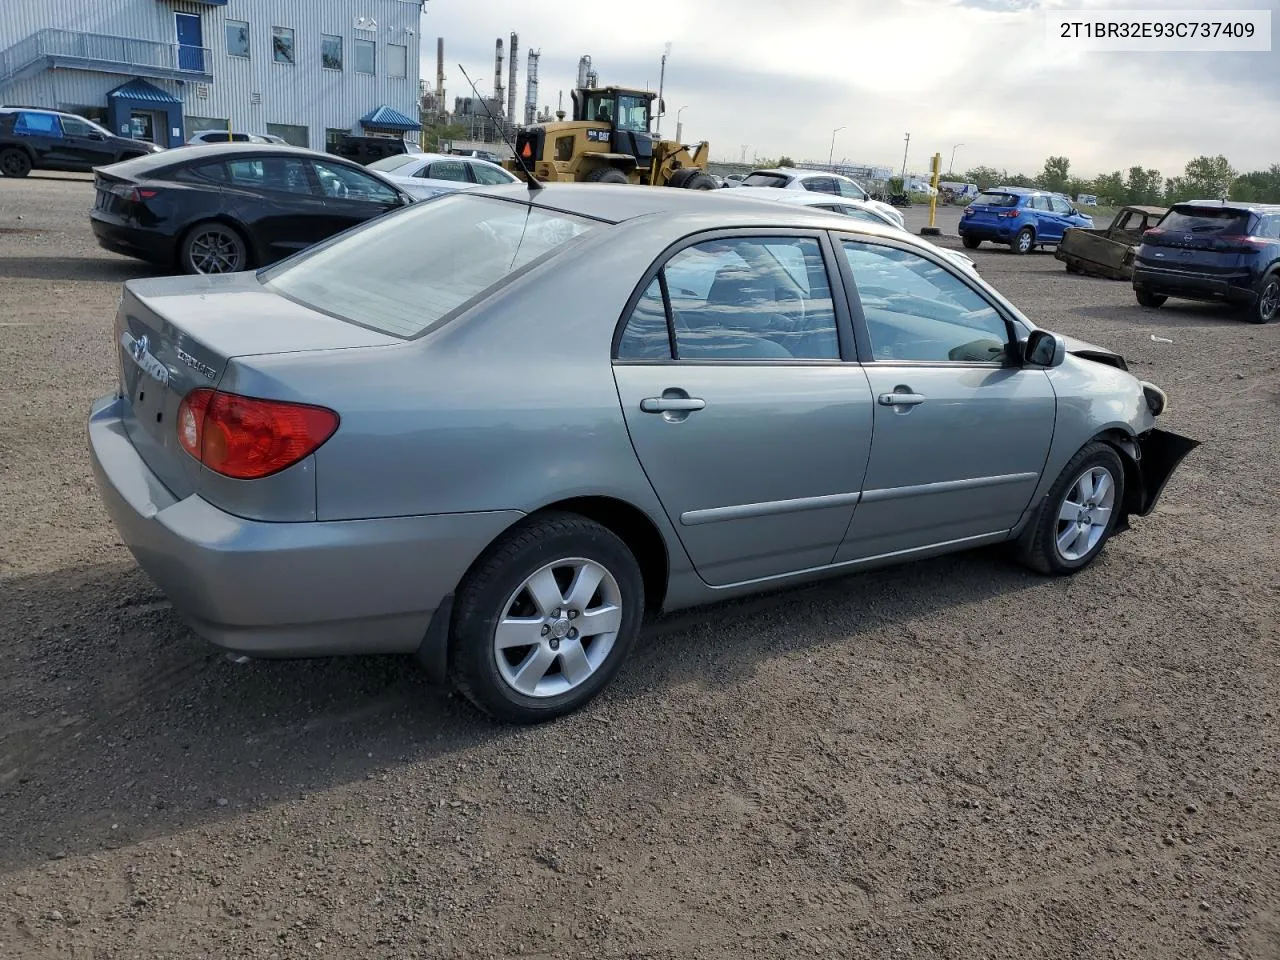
[413,594,454,685]
[1131,429,1200,517]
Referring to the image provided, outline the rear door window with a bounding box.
[424,160,473,183]
[15,112,62,137]
[226,157,315,195]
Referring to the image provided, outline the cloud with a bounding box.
[419,0,1280,177]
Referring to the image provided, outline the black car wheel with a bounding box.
[1135,288,1167,308]
[180,222,248,275]
[1011,227,1035,255]
[1251,275,1279,325]
[0,148,32,178]
[962,236,981,249]
[448,512,644,724]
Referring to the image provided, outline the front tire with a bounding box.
[448,513,645,723]
[962,235,981,249]
[0,148,32,178]
[1010,227,1035,255]
[1018,442,1125,576]
[1250,274,1278,324]
[180,221,248,275]
[1135,288,1167,308]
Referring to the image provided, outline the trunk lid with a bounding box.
[1136,205,1259,274]
[113,273,398,497]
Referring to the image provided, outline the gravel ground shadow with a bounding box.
[0,546,1039,874]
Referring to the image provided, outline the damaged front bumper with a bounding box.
[1114,428,1200,531]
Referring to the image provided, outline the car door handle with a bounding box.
[878,392,926,406]
[641,396,706,413]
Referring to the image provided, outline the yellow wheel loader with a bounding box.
[506,86,714,189]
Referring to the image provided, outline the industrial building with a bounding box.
[0,0,424,150]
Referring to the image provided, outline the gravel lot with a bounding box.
[1,173,1278,960]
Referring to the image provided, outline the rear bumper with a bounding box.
[90,215,174,266]
[1132,264,1257,304]
[958,219,1017,241]
[88,393,522,658]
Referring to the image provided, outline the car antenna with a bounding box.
[458,64,541,192]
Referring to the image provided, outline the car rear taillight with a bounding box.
[998,209,1020,218]
[107,183,157,203]
[1224,235,1278,253]
[177,388,339,480]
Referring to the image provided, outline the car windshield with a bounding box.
[741,173,791,188]
[1160,207,1252,235]
[367,154,420,173]
[973,192,1019,207]
[261,195,597,338]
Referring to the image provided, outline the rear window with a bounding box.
[367,154,419,173]
[261,195,597,338]
[972,192,1019,207]
[741,173,791,188]
[1161,207,1252,235]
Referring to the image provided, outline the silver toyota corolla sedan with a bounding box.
[88,184,1198,723]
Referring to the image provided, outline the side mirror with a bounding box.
[659,98,666,114]
[1024,329,1065,368]
[89,132,106,140]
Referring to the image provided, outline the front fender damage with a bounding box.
[1113,428,1200,532]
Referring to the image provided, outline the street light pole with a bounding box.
[950,142,964,176]
[655,42,671,137]
[901,132,910,184]
[676,104,688,143]
[828,125,845,170]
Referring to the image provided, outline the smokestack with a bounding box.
[494,39,505,119]
[524,49,540,126]
[507,32,519,124]
[576,55,591,90]
[435,37,444,105]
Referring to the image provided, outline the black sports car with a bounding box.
[90,143,415,275]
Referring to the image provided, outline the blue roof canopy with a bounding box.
[359,105,421,131]
[108,79,181,104]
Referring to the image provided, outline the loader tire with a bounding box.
[584,167,629,184]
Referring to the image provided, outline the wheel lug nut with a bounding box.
[568,610,578,619]
[541,625,550,636]
[568,628,578,639]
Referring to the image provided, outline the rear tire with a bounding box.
[668,168,717,190]
[1135,288,1167,308]
[1250,274,1278,324]
[448,512,645,724]
[584,167,629,185]
[1010,226,1035,255]
[1017,442,1125,576]
[0,148,32,178]
[179,221,249,275]
[962,236,981,249]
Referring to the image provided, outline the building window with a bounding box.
[354,39,375,75]
[387,43,407,78]
[272,26,295,64]
[226,20,249,58]
[267,122,309,148]
[321,34,343,70]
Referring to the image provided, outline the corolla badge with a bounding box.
[120,330,170,387]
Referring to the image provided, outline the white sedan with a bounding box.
[723,187,979,274]
[737,168,906,228]
[366,152,519,201]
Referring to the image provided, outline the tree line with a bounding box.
[950,155,1280,207]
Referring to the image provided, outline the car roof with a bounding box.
[1173,199,1280,214]
[466,182,915,241]
[98,142,364,176]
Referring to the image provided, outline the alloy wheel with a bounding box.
[1260,279,1279,323]
[1054,466,1116,562]
[188,230,243,274]
[492,558,623,699]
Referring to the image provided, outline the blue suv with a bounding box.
[1132,201,1280,325]
[959,186,1094,255]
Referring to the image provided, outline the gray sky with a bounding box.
[420,0,1279,179]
